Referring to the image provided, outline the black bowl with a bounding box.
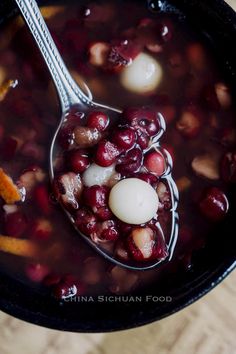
[0,0,236,332]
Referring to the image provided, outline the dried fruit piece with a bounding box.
[99,220,119,241]
[40,5,65,19]
[128,226,168,261]
[74,126,102,148]
[156,182,171,211]
[176,176,191,192]
[191,153,220,180]
[176,106,202,138]
[215,83,231,109]
[0,235,38,258]
[54,173,82,210]
[18,167,45,192]
[89,41,110,67]
[82,162,116,187]
[0,168,21,204]
[128,227,155,260]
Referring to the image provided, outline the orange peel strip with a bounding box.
[0,168,21,204]
[0,79,18,102]
[0,235,39,258]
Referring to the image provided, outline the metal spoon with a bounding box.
[15,0,178,270]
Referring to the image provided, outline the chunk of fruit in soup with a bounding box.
[54,173,82,210]
[128,227,155,260]
[128,226,167,261]
[82,163,116,187]
[176,176,191,192]
[221,151,236,183]
[121,53,162,94]
[99,220,119,241]
[199,187,229,221]
[89,42,110,67]
[109,178,159,224]
[144,150,166,176]
[215,83,232,109]
[19,167,45,192]
[156,182,171,211]
[176,106,202,138]
[74,126,102,148]
[191,153,220,180]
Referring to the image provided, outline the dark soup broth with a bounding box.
[0,0,235,299]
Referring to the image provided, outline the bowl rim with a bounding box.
[0,259,235,332]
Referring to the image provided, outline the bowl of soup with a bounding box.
[0,0,235,332]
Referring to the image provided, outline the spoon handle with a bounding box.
[15,0,93,113]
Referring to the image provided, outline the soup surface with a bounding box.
[0,0,235,299]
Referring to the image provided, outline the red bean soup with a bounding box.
[0,0,235,300]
